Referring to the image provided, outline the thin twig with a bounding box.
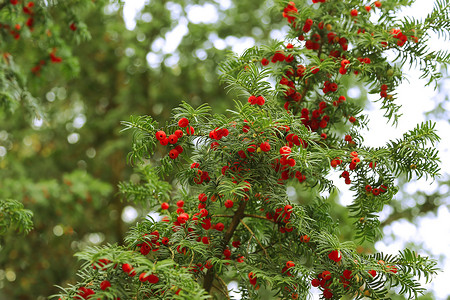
[212,214,234,218]
[244,213,274,222]
[240,219,269,259]
[215,274,231,300]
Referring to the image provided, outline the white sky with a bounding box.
[122,1,450,298]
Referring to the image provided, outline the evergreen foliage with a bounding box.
[54,0,448,299]
[0,198,33,235]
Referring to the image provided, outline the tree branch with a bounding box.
[203,200,247,293]
[240,219,269,259]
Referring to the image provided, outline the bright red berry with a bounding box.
[286,261,295,268]
[168,134,178,144]
[155,130,166,141]
[178,117,189,128]
[350,9,358,17]
[161,202,169,210]
[215,222,224,231]
[328,250,342,262]
[224,199,234,208]
[169,149,179,159]
[260,141,271,152]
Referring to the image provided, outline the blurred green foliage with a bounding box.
[0,0,287,298]
[0,0,447,299]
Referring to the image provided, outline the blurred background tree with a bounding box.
[0,0,288,299]
[0,0,448,299]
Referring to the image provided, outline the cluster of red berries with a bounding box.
[322,81,338,94]
[311,270,334,299]
[332,95,346,107]
[0,23,23,40]
[139,272,159,284]
[190,162,211,184]
[281,260,295,277]
[209,127,229,140]
[75,286,95,299]
[137,230,162,255]
[247,95,266,106]
[380,84,389,98]
[50,48,62,63]
[282,2,298,25]
[7,1,35,35]
[280,69,302,104]
[300,105,329,132]
[389,28,410,47]
[344,134,355,146]
[365,184,388,196]
[265,204,296,233]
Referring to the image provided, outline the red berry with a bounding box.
[322,270,332,280]
[186,126,195,135]
[178,117,189,128]
[300,235,310,242]
[328,250,342,262]
[368,269,377,277]
[343,269,353,279]
[169,149,179,159]
[256,95,265,105]
[280,146,291,155]
[168,134,178,144]
[350,9,358,17]
[232,240,241,248]
[286,261,295,268]
[155,130,166,141]
[70,23,77,31]
[311,278,320,287]
[372,188,380,196]
[375,1,382,8]
[223,248,231,257]
[122,263,133,274]
[100,280,111,290]
[224,199,234,208]
[205,260,213,269]
[214,222,224,231]
[147,274,159,284]
[161,202,169,210]
[139,272,149,282]
[176,200,184,207]
[349,116,356,123]
[174,129,184,138]
[10,0,18,4]
[198,193,207,202]
[175,145,183,154]
[261,58,269,66]
[365,185,372,192]
[310,66,320,74]
[260,141,271,152]
[177,213,189,224]
[323,289,333,299]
